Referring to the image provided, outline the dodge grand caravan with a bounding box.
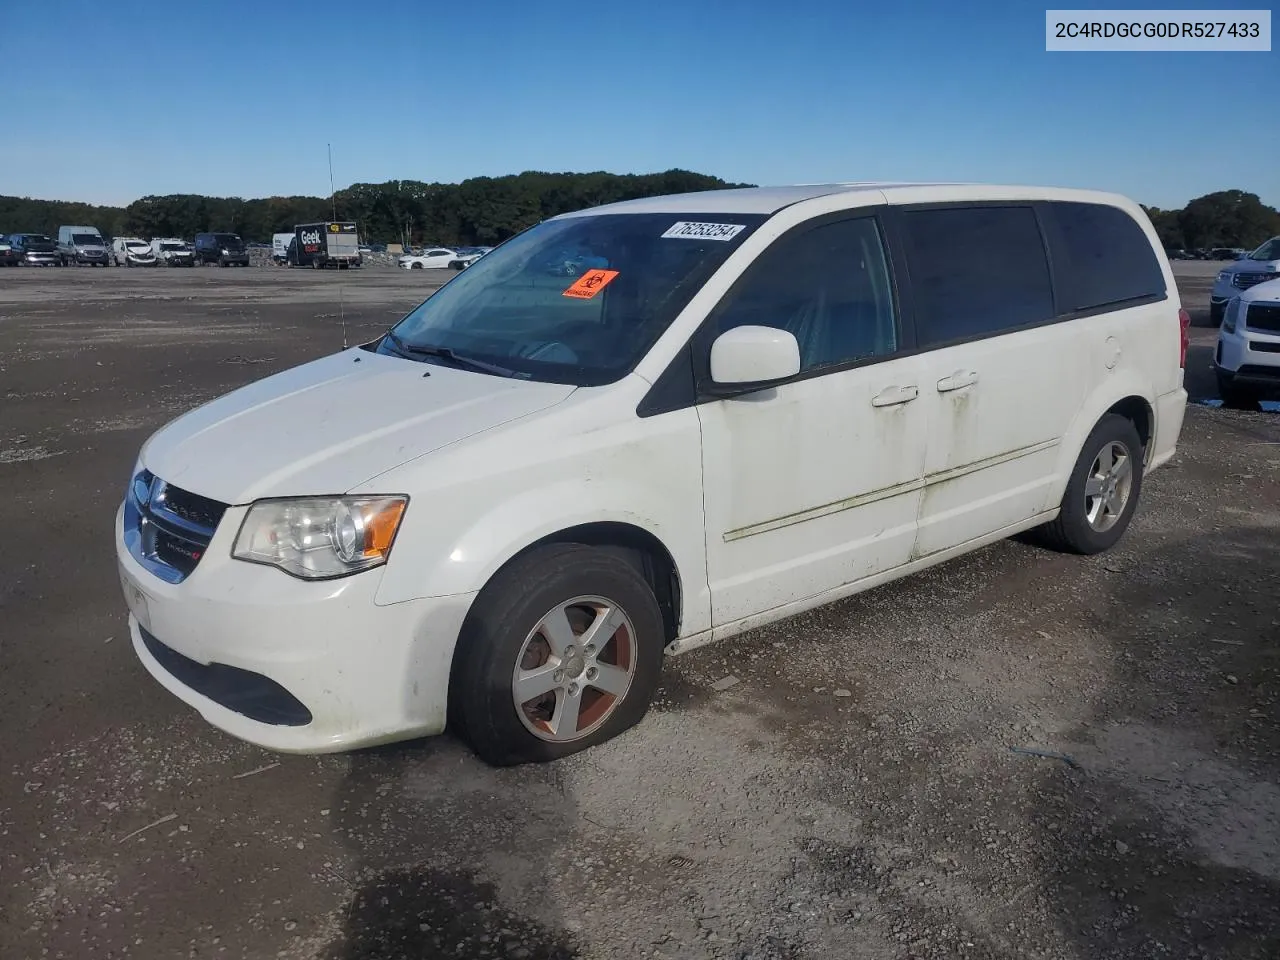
[117,183,1189,766]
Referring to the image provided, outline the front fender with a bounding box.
[376,479,710,636]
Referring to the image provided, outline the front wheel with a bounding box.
[1036,414,1144,555]
[450,544,665,766]
[1217,370,1260,410]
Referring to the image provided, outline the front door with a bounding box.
[696,213,927,627]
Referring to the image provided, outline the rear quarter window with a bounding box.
[900,205,1055,347]
[1041,201,1166,312]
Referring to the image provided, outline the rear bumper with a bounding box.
[1148,386,1187,472]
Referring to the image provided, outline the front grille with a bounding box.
[1233,272,1280,290]
[1249,341,1280,354]
[1245,303,1280,333]
[123,470,227,583]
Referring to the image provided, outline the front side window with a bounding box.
[380,212,765,385]
[707,216,898,373]
[901,205,1054,347]
[1043,201,1165,311]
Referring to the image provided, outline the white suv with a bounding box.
[1215,277,1280,406]
[117,183,1189,765]
[1209,236,1280,325]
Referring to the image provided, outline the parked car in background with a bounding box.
[0,235,20,266]
[194,232,249,267]
[151,238,195,267]
[1215,277,1280,407]
[1209,236,1280,325]
[10,233,60,266]
[398,247,457,269]
[113,237,158,267]
[116,182,1187,766]
[1165,248,1190,260]
[448,246,495,270]
[57,225,110,266]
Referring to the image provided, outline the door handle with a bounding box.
[936,370,979,392]
[871,384,919,407]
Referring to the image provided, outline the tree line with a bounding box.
[1141,190,1279,251]
[0,170,751,246]
[2,178,1275,251]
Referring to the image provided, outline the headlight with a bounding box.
[1216,270,1232,285]
[221,248,229,255]
[233,496,408,579]
[1222,297,1242,334]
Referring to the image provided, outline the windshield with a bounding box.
[214,235,243,248]
[126,241,150,250]
[27,235,52,244]
[378,212,765,385]
[1248,237,1280,261]
[161,242,186,251]
[73,233,102,245]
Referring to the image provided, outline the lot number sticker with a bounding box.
[563,269,620,299]
[661,221,746,241]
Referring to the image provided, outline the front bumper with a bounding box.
[1215,326,1280,384]
[116,502,475,753]
[24,253,59,265]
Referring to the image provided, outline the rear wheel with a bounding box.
[450,544,664,766]
[1037,414,1144,555]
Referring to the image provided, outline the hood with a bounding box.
[1223,257,1280,275]
[1241,277,1280,304]
[140,348,576,504]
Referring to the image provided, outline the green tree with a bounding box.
[1178,190,1280,249]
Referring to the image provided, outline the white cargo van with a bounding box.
[112,237,157,267]
[272,232,295,265]
[57,225,109,266]
[117,183,1189,765]
[150,238,194,267]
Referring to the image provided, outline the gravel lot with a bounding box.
[1,264,1277,960]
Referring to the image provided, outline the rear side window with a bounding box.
[1042,201,1165,311]
[900,206,1054,347]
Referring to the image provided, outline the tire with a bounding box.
[450,543,665,766]
[1037,414,1144,555]
[410,261,422,270]
[1217,370,1260,410]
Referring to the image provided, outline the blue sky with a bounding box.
[2,1,1276,209]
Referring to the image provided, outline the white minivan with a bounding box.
[117,183,1189,765]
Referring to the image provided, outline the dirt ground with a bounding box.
[0,264,1276,960]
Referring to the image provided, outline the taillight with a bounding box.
[1178,308,1191,369]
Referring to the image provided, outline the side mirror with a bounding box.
[709,325,801,388]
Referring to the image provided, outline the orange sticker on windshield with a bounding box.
[562,269,619,299]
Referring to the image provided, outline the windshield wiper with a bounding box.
[383,332,522,378]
